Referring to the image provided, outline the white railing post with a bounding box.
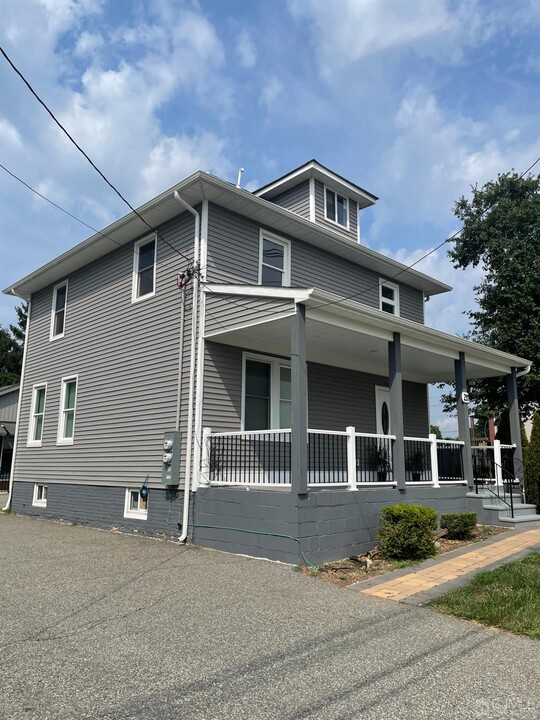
[200,427,211,486]
[346,426,357,491]
[493,439,503,486]
[429,434,439,487]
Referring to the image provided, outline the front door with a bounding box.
[375,387,391,436]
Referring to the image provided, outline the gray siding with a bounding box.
[203,345,429,437]
[314,180,358,242]
[270,180,310,218]
[0,387,19,423]
[14,212,196,489]
[206,204,424,323]
[205,294,295,336]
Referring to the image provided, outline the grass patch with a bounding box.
[429,552,540,639]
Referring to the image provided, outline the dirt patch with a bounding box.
[300,525,509,587]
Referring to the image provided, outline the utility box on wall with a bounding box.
[162,430,181,486]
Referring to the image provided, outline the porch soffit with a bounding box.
[203,285,530,383]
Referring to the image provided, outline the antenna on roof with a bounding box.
[236,167,245,188]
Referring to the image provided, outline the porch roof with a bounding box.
[203,285,531,384]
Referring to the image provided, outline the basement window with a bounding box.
[124,488,148,520]
[32,484,48,507]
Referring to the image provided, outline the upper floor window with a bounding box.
[57,376,78,445]
[325,187,348,228]
[28,384,47,447]
[132,236,156,302]
[258,232,291,287]
[50,281,68,339]
[380,281,400,316]
[243,354,291,431]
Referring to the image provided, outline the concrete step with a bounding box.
[496,504,538,519]
[498,515,540,529]
[467,491,522,502]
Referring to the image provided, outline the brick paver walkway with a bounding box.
[352,527,540,605]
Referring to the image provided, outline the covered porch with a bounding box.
[200,285,529,504]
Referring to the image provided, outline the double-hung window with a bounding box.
[28,384,47,447]
[325,187,348,227]
[243,355,291,431]
[58,376,78,445]
[50,281,68,339]
[380,281,400,316]
[132,236,156,301]
[258,232,291,287]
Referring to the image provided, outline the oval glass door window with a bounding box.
[381,401,390,435]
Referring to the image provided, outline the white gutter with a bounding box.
[173,190,200,543]
[3,298,31,512]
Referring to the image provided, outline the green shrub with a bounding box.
[440,512,477,540]
[524,412,540,511]
[377,504,437,560]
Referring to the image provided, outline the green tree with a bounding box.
[0,303,27,387]
[444,172,540,417]
[430,424,442,439]
[524,413,540,511]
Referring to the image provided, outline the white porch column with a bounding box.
[429,433,440,487]
[346,426,357,490]
[506,367,523,481]
[389,332,406,491]
[455,352,474,490]
[291,303,308,496]
[493,439,503,486]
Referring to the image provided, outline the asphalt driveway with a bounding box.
[1,514,539,720]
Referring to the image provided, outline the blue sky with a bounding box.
[1,0,539,433]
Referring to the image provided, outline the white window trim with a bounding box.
[124,488,148,520]
[258,230,291,287]
[27,383,47,447]
[57,375,78,446]
[379,280,400,316]
[241,352,292,431]
[324,185,349,230]
[132,235,157,303]
[50,280,68,341]
[32,483,48,508]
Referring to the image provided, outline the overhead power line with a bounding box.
[0,45,192,267]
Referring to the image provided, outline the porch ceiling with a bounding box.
[204,287,530,384]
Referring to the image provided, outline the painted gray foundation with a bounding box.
[11,480,467,565]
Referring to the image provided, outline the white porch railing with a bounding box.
[202,427,467,489]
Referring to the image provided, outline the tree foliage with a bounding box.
[0,303,27,387]
[430,424,442,439]
[443,172,540,417]
[524,413,540,511]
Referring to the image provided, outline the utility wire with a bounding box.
[0,45,193,267]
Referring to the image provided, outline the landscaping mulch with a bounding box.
[301,525,509,587]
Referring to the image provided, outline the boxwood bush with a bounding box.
[377,504,438,560]
[440,512,477,540]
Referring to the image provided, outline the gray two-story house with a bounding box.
[3,160,534,564]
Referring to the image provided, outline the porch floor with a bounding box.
[352,526,540,605]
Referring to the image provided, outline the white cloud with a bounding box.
[236,27,257,68]
[261,77,284,109]
[74,30,104,56]
[0,118,22,147]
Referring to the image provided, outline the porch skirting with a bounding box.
[11,481,467,565]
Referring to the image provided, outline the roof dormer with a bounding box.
[254,160,378,243]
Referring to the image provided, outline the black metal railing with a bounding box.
[0,470,9,493]
[355,435,394,483]
[471,444,522,517]
[472,446,496,485]
[404,439,431,482]
[307,432,347,484]
[208,431,291,484]
[436,442,465,482]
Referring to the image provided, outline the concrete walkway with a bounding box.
[353,527,540,605]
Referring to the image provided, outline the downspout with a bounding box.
[173,190,200,543]
[2,296,31,512]
[192,199,208,490]
[516,365,531,379]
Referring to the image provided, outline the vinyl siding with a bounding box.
[206,203,424,323]
[269,180,311,218]
[0,388,19,423]
[202,344,429,437]
[314,180,358,241]
[205,294,295,336]
[13,211,196,489]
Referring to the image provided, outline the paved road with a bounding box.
[1,514,539,720]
